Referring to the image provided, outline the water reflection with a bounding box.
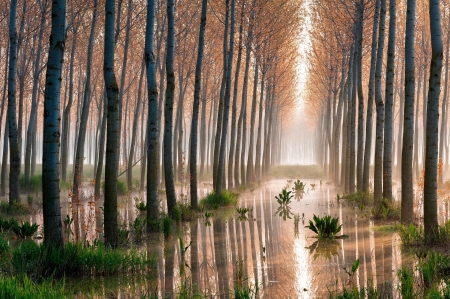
[28,181,412,298]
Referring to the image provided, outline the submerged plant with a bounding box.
[306,214,346,239]
[275,188,294,220]
[132,217,146,243]
[236,207,249,221]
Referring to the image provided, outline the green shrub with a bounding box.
[135,202,147,212]
[60,180,72,191]
[398,223,424,247]
[306,214,347,239]
[372,198,400,220]
[199,191,239,209]
[0,275,67,299]
[343,191,373,207]
[100,180,129,195]
[293,180,306,192]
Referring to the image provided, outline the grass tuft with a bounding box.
[199,191,239,209]
[0,275,67,299]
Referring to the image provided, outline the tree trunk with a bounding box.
[246,57,259,184]
[401,0,416,224]
[382,0,396,201]
[7,0,21,204]
[424,0,443,241]
[25,2,46,186]
[374,0,386,203]
[73,0,99,204]
[95,91,107,199]
[42,0,66,248]
[103,0,120,247]
[216,0,236,193]
[356,0,365,191]
[189,0,208,209]
[1,123,8,196]
[145,0,159,226]
[228,1,244,189]
[255,70,265,182]
[164,0,177,216]
[127,60,145,190]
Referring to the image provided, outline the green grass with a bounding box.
[267,164,324,180]
[0,275,68,299]
[199,190,239,209]
[101,179,129,195]
[0,202,33,216]
[12,241,152,278]
[19,174,42,194]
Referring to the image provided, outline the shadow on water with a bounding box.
[24,180,421,298]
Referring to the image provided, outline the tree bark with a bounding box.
[73,0,99,204]
[189,0,208,209]
[7,0,21,204]
[401,0,416,224]
[383,0,396,201]
[424,0,443,241]
[164,0,177,216]
[374,0,386,203]
[103,0,120,247]
[42,0,67,248]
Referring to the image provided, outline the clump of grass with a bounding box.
[135,202,147,212]
[173,202,196,222]
[306,214,347,239]
[0,234,9,255]
[0,275,67,299]
[162,215,172,238]
[343,191,373,207]
[0,202,32,216]
[132,217,146,243]
[12,241,151,278]
[398,223,424,247]
[100,180,129,195]
[60,180,72,191]
[199,191,239,209]
[372,198,400,221]
[19,174,42,193]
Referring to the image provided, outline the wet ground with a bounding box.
[21,179,450,298]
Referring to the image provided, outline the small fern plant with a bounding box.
[306,214,347,239]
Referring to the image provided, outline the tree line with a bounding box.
[307,0,445,241]
[1,0,302,247]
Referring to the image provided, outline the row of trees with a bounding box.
[1,0,302,247]
[307,0,445,240]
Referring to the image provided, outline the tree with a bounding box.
[383,0,396,201]
[7,0,21,204]
[164,0,177,216]
[374,0,386,202]
[42,0,67,248]
[103,0,120,247]
[401,0,416,224]
[145,0,159,228]
[189,0,208,209]
[423,0,443,241]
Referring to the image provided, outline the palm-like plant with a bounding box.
[306,214,346,239]
[275,188,294,220]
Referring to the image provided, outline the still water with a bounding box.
[26,180,427,298]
